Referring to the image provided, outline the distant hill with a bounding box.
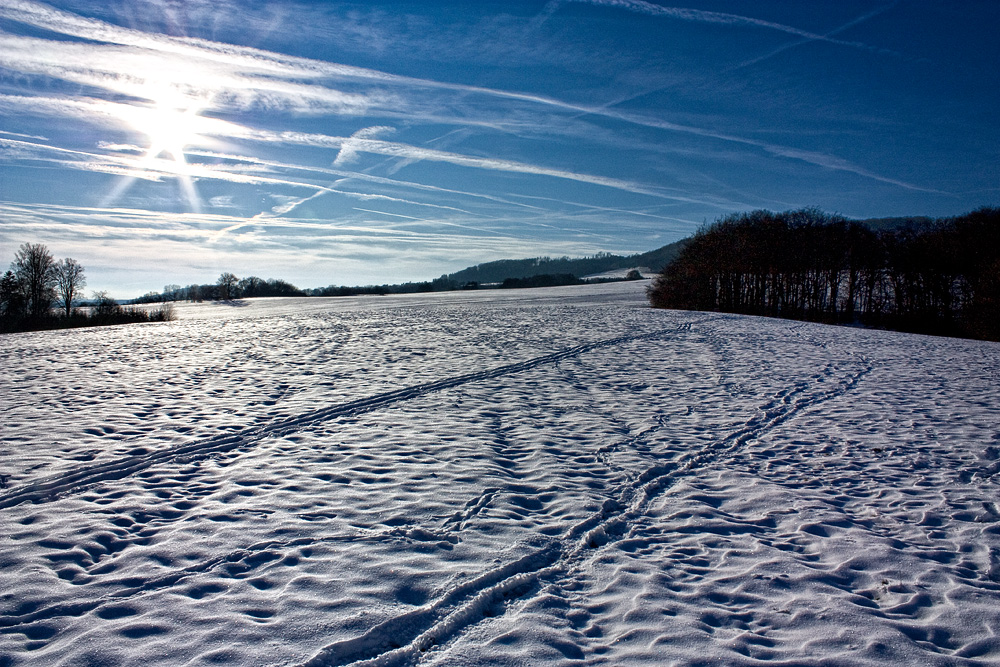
[440,238,689,285]
[438,215,940,286]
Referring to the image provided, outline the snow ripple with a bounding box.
[2,284,998,666]
[0,322,702,510]
[300,345,873,666]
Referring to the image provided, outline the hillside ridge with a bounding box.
[440,238,688,285]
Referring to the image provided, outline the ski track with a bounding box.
[0,322,705,511]
[300,353,873,666]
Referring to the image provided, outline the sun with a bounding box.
[110,81,210,211]
[144,103,203,162]
[133,84,208,166]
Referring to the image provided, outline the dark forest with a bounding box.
[647,208,1000,341]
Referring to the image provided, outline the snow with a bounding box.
[2,281,999,666]
[581,267,652,280]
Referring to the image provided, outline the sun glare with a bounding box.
[110,81,210,212]
[134,84,207,163]
[144,104,203,160]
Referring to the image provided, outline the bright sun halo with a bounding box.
[135,86,207,167]
[110,80,211,212]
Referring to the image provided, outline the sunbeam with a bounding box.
[109,82,211,212]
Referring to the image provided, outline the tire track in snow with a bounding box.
[299,356,873,667]
[0,323,710,510]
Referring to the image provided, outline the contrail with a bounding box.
[733,2,900,70]
[547,0,898,56]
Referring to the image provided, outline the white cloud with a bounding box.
[0,128,47,140]
[0,199,632,295]
[208,195,238,209]
[187,149,557,215]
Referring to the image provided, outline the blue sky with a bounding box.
[1,0,997,297]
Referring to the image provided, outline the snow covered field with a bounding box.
[2,281,999,666]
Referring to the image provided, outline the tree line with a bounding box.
[308,269,641,297]
[647,207,1000,341]
[133,272,306,303]
[2,243,638,335]
[1,243,175,333]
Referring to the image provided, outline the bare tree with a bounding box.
[90,290,121,320]
[54,258,86,317]
[11,242,56,317]
[217,272,239,300]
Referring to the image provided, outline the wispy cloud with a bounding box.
[507,193,706,226]
[334,126,396,166]
[0,200,623,286]
[575,109,939,193]
[0,128,47,140]
[185,149,549,212]
[5,117,690,205]
[2,136,500,218]
[246,129,680,198]
[546,0,896,56]
[352,207,519,238]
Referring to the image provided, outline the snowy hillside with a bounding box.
[2,282,999,666]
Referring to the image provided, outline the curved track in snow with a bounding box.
[299,356,873,667]
[0,323,702,510]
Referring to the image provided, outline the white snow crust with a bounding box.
[2,281,999,666]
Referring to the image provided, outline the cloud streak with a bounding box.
[547,0,897,56]
[0,0,926,194]
[245,129,697,199]
[185,149,549,212]
[732,2,900,70]
[1,136,497,217]
[0,201,619,271]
